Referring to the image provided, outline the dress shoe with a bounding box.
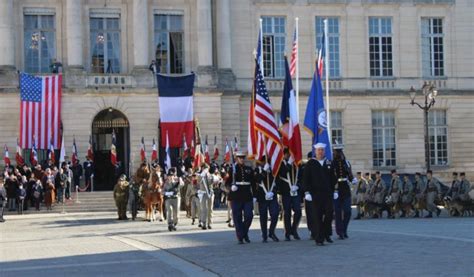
[168,225,173,231]
[284,235,291,241]
[228,223,234,228]
[338,235,345,240]
[198,223,202,228]
[192,219,195,225]
[238,240,244,245]
[325,237,334,243]
[292,232,301,240]
[344,233,349,239]
[226,219,231,223]
[269,233,280,242]
[244,235,251,243]
[262,238,268,243]
[202,225,207,230]
[207,225,212,229]
[172,226,177,231]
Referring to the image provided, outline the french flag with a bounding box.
[224,138,230,163]
[3,145,10,166]
[140,137,146,162]
[16,139,24,166]
[157,73,195,148]
[151,138,158,161]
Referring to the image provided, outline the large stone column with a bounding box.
[0,0,17,87]
[196,0,216,88]
[132,0,152,87]
[65,0,85,88]
[216,0,235,90]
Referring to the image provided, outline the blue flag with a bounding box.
[303,62,332,160]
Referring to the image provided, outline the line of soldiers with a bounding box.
[354,170,473,219]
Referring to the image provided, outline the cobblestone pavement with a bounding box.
[1,209,473,277]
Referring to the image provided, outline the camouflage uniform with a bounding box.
[114,176,129,220]
[424,176,441,217]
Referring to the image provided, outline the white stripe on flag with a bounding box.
[41,78,46,149]
[47,77,53,150]
[53,76,59,147]
[159,96,193,122]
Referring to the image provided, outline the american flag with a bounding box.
[19,73,62,150]
[249,60,283,176]
[317,32,325,77]
[290,28,298,77]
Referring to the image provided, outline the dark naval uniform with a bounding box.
[332,156,354,239]
[83,159,94,191]
[227,162,256,244]
[255,165,279,242]
[277,160,302,240]
[303,157,335,244]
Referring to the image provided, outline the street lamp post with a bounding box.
[409,82,438,172]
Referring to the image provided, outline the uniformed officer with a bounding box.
[447,172,460,200]
[277,148,302,241]
[198,164,217,230]
[303,143,335,246]
[354,172,368,220]
[220,165,234,228]
[163,168,184,231]
[113,174,129,220]
[370,171,386,218]
[413,172,426,218]
[83,156,94,191]
[226,152,256,244]
[459,172,472,201]
[185,171,201,226]
[423,170,441,218]
[400,174,413,218]
[387,169,401,219]
[255,156,279,243]
[331,144,354,240]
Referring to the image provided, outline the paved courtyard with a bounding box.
[1,209,473,277]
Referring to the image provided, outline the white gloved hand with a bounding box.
[352,178,358,185]
[253,197,257,204]
[305,192,312,202]
[266,192,274,199]
[291,185,298,192]
[333,192,339,200]
[231,185,238,192]
[263,163,271,172]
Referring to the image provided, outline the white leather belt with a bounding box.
[235,182,250,185]
[338,178,348,182]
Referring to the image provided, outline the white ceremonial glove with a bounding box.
[91,174,94,178]
[231,185,238,192]
[266,192,274,199]
[165,191,173,197]
[352,178,358,185]
[263,163,271,172]
[291,185,298,192]
[333,191,339,200]
[253,197,257,204]
[305,192,312,202]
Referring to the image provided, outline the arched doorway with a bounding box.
[92,108,130,190]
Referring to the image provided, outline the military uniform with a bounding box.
[185,174,201,225]
[400,176,414,217]
[424,174,441,218]
[83,159,94,191]
[163,174,184,231]
[457,174,471,202]
[277,160,302,241]
[354,174,368,219]
[387,172,401,218]
[226,155,256,244]
[331,151,354,239]
[370,176,386,218]
[256,164,279,242]
[198,170,217,229]
[303,154,335,245]
[113,175,129,220]
[413,174,426,217]
[129,180,141,220]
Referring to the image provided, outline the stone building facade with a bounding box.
[0,0,472,188]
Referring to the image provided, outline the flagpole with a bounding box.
[259,18,264,76]
[295,17,300,118]
[324,19,332,147]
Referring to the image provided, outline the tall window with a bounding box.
[24,14,56,73]
[262,16,286,78]
[316,17,340,78]
[330,111,343,144]
[154,14,184,74]
[422,18,444,77]
[429,110,448,166]
[90,16,121,73]
[369,17,393,77]
[372,111,396,167]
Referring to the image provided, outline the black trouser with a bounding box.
[304,199,313,237]
[310,196,333,243]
